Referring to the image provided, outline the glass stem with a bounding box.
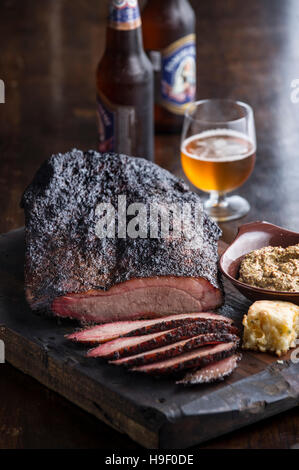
[208,191,228,208]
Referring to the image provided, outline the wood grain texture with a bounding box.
[0,0,299,449]
[0,229,298,448]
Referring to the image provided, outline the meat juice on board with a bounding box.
[181,129,256,193]
[96,0,154,160]
[142,0,196,133]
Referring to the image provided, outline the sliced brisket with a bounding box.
[52,278,222,323]
[131,342,238,375]
[87,321,238,360]
[176,354,241,385]
[110,333,239,367]
[67,312,233,344]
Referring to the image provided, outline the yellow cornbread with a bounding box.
[242,300,299,356]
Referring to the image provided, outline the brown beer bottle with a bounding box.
[96,0,154,161]
[142,0,196,133]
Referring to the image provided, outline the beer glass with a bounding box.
[181,99,256,222]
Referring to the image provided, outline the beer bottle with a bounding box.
[96,0,154,161]
[142,0,196,133]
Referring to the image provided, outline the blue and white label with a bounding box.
[109,0,141,31]
[161,34,196,115]
[97,93,135,154]
[97,94,115,152]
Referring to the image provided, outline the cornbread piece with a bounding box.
[242,300,299,356]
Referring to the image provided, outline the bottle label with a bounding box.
[97,92,136,155]
[109,0,141,31]
[161,34,196,115]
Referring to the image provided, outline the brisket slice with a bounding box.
[176,354,242,385]
[110,333,239,367]
[67,311,232,344]
[21,150,223,319]
[131,342,237,375]
[86,321,238,360]
[52,278,222,324]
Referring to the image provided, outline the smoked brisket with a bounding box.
[21,150,223,319]
[66,312,233,344]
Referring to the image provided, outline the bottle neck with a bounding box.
[149,0,189,6]
[106,0,143,55]
[105,26,143,55]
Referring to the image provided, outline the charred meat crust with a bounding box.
[21,149,222,313]
[124,313,231,337]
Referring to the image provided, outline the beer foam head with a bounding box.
[182,129,256,162]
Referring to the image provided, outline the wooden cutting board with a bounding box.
[0,228,298,449]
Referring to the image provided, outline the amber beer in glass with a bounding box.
[181,100,256,222]
[96,0,154,161]
[142,0,196,133]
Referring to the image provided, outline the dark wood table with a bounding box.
[0,0,298,449]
